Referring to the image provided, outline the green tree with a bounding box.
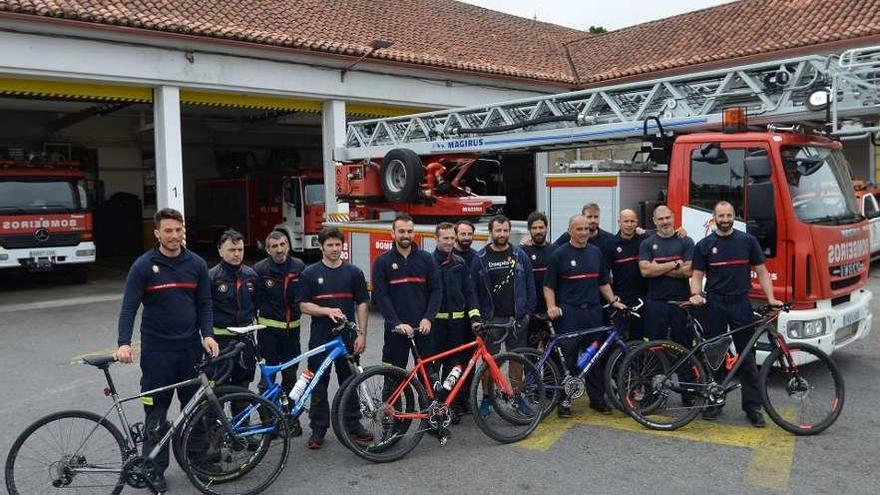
[588,25,607,34]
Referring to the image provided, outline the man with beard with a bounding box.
[254,230,306,436]
[115,208,219,492]
[453,219,478,267]
[521,211,556,345]
[639,205,695,345]
[471,215,536,417]
[209,229,259,392]
[372,213,442,369]
[612,209,649,340]
[298,227,372,449]
[545,215,627,418]
[432,222,480,421]
[690,201,782,426]
[553,203,615,266]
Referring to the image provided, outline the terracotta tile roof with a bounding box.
[1,0,879,87]
[0,0,584,83]
[566,0,880,85]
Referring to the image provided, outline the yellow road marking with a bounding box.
[70,342,140,364]
[518,399,794,490]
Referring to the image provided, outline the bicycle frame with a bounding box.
[386,335,512,420]
[658,311,786,396]
[256,335,351,416]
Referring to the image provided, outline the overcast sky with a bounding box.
[458,0,736,31]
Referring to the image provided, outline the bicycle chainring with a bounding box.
[122,456,159,489]
[562,376,585,400]
[427,401,452,430]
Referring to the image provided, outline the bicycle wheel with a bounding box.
[512,346,562,419]
[618,341,706,431]
[334,365,427,463]
[760,343,845,435]
[330,372,358,446]
[179,391,289,495]
[172,384,254,470]
[5,410,127,495]
[603,340,643,412]
[471,352,545,443]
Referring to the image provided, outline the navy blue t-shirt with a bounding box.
[612,232,648,303]
[522,243,556,312]
[554,228,615,267]
[544,243,608,307]
[639,233,695,300]
[297,261,369,335]
[692,230,765,296]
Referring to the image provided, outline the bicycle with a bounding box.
[617,303,845,434]
[5,342,289,495]
[210,319,368,447]
[513,301,644,419]
[331,319,545,463]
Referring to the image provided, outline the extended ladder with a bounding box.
[338,45,880,162]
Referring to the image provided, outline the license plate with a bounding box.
[29,250,56,259]
[842,310,863,327]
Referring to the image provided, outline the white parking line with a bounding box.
[0,294,122,313]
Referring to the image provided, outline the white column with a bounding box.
[535,152,549,213]
[153,85,184,215]
[322,100,346,214]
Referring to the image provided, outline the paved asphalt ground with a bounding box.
[1,259,879,494]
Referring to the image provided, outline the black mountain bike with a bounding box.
[617,303,845,435]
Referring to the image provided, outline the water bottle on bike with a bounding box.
[576,341,600,370]
[289,370,315,402]
[441,365,463,391]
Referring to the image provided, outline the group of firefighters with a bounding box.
[113,200,781,491]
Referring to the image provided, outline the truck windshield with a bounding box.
[781,146,861,225]
[304,183,324,205]
[0,179,85,212]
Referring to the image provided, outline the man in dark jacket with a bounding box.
[433,222,480,420]
[372,213,442,369]
[254,230,306,436]
[115,208,219,492]
[209,229,259,393]
[471,215,536,417]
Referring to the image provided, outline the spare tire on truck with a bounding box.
[381,149,424,202]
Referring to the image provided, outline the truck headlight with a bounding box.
[310,237,319,248]
[76,249,96,257]
[787,318,826,339]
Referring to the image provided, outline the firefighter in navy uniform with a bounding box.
[690,201,782,427]
[372,213,442,369]
[298,227,373,449]
[612,209,649,339]
[552,202,615,266]
[115,208,219,493]
[521,211,556,345]
[209,229,259,391]
[432,222,480,421]
[453,219,479,267]
[544,214,627,418]
[638,205,695,345]
[254,230,306,436]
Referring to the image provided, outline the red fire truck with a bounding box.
[0,163,95,282]
[332,45,880,359]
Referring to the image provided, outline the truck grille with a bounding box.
[830,275,861,291]
[0,233,81,249]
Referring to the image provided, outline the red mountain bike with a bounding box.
[331,319,545,462]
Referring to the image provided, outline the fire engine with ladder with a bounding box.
[330,45,880,359]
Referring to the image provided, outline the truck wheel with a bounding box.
[381,149,424,202]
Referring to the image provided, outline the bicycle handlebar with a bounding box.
[478,318,516,346]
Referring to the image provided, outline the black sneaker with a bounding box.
[307,427,327,450]
[150,473,168,493]
[348,423,375,444]
[287,417,303,437]
[746,410,766,428]
[702,406,723,421]
[450,404,463,424]
[589,402,613,415]
[557,401,572,418]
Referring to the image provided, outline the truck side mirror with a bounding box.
[695,143,728,164]
[745,154,772,178]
